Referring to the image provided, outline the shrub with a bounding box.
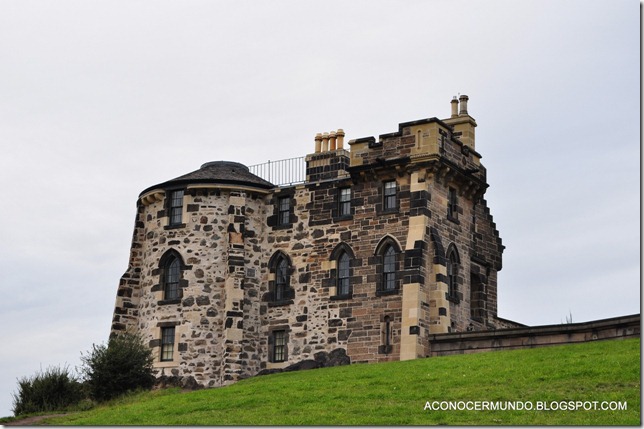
[80,332,155,402]
[11,365,84,416]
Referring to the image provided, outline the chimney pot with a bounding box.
[314,133,323,153]
[329,131,337,151]
[459,94,469,116]
[322,132,329,152]
[336,129,345,149]
[451,96,459,118]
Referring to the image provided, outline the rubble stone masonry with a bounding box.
[112,96,515,389]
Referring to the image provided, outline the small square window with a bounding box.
[383,180,397,211]
[278,197,290,225]
[160,327,175,362]
[338,188,351,217]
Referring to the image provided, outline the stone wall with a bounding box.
[427,314,640,356]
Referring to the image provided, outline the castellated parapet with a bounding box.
[112,96,515,389]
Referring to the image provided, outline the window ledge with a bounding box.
[330,294,353,301]
[446,295,461,304]
[158,298,181,306]
[268,300,294,308]
[333,215,353,222]
[164,223,187,230]
[447,215,460,225]
[272,224,293,231]
[378,209,399,216]
[376,289,399,297]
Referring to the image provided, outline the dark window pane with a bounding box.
[448,188,457,218]
[337,252,350,296]
[339,188,351,216]
[169,190,184,225]
[165,258,181,300]
[275,258,288,301]
[383,246,396,290]
[384,181,396,210]
[273,330,286,362]
[161,327,175,361]
[278,197,290,225]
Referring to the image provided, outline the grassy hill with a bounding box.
[41,338,640,425]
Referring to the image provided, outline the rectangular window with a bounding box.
[160,327,175,362]
[447,188,457,219]
[169,190,184,226]
[273,330,286,362]
[383,180,396,211]
[383,247,396,291]
[338,188,351,217]
[278,197,290,226]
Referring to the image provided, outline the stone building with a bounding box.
[112,95,518,388]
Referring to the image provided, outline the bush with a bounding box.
[80,332,155,402]
[11,365,84,416]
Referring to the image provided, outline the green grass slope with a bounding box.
[47,338,640,426]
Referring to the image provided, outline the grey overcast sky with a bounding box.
[0,0,639,417]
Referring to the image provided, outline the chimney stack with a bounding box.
[314,129,346,153]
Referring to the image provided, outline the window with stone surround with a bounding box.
[273,330,286,362]
[269,329,289,363]
[267,252,294,305]
[374,236,401,296]
[160,326,175,362]
[278,196,290,226]
[383,246,396,291]
[329,243,355,300]
[338,187,351,217]
[446,244,460,302]
[383,180,397,211]
[275,257,288,301]
[156,250,190,304]
[337,252,350,296]
[168,189,185,227]
[379,315,393,354]
[164,257,181,300]
[447,187,458,221]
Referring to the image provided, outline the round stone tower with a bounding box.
[112,161,274,388]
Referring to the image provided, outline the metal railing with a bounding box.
[248,156,306,187]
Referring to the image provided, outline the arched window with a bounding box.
[268,252,293,305]
[375,236,401,296]
[275,256,289,301]
[164,257,181,300]
[158,250,186,302]
[337,252,350,296]
[330,243,355,299]
[446,245,460,301]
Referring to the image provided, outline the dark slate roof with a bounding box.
[139,161,274,196]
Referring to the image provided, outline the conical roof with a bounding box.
[140,161,274,196]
